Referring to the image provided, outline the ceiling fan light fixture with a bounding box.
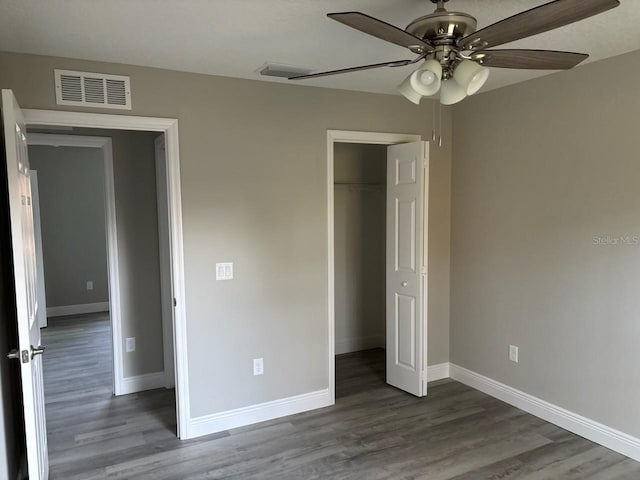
[296,1,620,104]
[440,78,467,105]
[397,74,423,105]
[410,59,442,96]
[453,60,490,95]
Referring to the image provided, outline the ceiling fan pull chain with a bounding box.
[431,101,436,142]
[438,102,443,148]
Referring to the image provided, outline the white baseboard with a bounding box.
[117,371,165,396]
[426,362,450,382]
[335,335,385,355]
[47,301,109,318]
[187,388,332,439]
[450,363,640,462]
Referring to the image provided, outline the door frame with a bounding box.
[326,130,424,403]
[23,109,189,439]
[29,170,48,329]
[27,133,123,398]
[154,135,175,389]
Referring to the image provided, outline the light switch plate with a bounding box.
[253,358,264,376]
[126,337,136,353]
[509,344,519,363]
[216,262,233,280]
[86,280,94,291]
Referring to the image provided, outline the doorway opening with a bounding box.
[327,130,428,404]
[3,94,188,479]
[25,128,177,470]
[333,142,387,398]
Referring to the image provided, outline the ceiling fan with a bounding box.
[289,0,620,105]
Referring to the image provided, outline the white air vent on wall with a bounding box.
[54,69,132,110]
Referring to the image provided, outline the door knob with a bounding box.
[7,349,29,363]
[401,281,408,287]
[31,345,45,359]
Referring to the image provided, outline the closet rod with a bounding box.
[334,182,384,186]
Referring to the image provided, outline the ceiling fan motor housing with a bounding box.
[406,7,478,78]
[406,9,477,46]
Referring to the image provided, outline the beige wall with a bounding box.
[334,143,386,354]
[0,50,451,418]
[29,146,109,308]
[452,49,640,438]
[77,128,164,378]
[105,128,164,377]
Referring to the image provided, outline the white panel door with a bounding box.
[2,90,49,479]
[386,141,426,397]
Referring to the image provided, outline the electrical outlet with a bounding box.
[86,280,94,291]
[126,337,136,353]
[253,358,264,376]
[509,344,519,363]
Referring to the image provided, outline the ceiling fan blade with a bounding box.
[289,59,413,80]
[328,12,433,51]
[459,0,620,50]
[472,49,589,69]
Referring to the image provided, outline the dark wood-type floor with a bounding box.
[42,314,640,479]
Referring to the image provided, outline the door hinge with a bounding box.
[173,297,177,307]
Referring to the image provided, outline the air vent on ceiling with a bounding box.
[54,69,132,110]
[258,63,314,79]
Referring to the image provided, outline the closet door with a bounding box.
[386,141,427,397]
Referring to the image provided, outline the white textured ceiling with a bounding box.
[0,0,638,96]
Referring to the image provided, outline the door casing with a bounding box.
[29,170,47,329]
[154,135,176,389]
[23,109,189,439]
[326,130,427,403]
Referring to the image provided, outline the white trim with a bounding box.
[187,389,331,439]
[327,130,422,404]
[154,135,175,389]
[46,302,109,318]
[25,109,175,131]
[450,364,640,463]
[335,336,385,356]
[426,362,450,382]
[24,109,189,440]
[28,133,111,148]
[29,171,48,328]
[101,138,123,397]
[118,371,165,395]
